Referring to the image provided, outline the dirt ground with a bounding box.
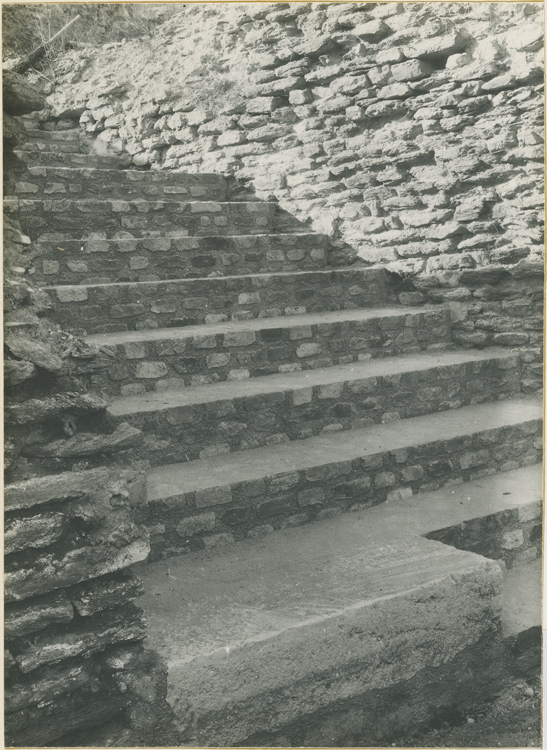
[398,675,542,748]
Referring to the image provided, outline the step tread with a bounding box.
[8,197,277,208]
[36,231,326,244]
[86,304,439,346]
[111,347,516,416]
[25,166,225,177]
[138,464,541,665]
[147,397,541,500]
[43,265,381,291]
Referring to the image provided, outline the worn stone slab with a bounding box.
[138,531,501,745]
[137,464,541,744]
[4,467,111,512]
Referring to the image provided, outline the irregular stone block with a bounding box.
[391,59,435,82]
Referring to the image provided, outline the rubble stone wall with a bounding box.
[4,68,178,750]
[46,2,545,393]
[49,2,544,273]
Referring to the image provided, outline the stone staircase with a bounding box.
[8,119,543,747]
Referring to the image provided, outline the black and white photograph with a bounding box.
[3,1,544,747]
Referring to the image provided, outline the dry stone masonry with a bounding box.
[4,69,177,749]
[34,2,546,398]
[4,3,544,746]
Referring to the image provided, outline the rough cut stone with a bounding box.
[5,392,108,424]
[5,593,74,638]
[3,71,46,115]
[5,335,64,373]
[391,60,435,82]
[23,422,143,458]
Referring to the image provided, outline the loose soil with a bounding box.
[399,676,541,748]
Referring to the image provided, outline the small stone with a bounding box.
[501,529,524,550]
[296,342,321,358]
[195,486,232,509]
[391,59,435,82]
[56,286,88,302]
[176,513,216,538]
[135,362,168,379]
[374,471,396,488]
[224,331,256,347]
[43,260,60,275]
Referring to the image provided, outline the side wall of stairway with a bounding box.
[4,75,177,749]
[47,2,544,273]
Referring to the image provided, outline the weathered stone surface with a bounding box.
[403,33,466,61]
[3,71,46,115]
[4,467,110,511]
[23,422,143,458]
[4,513,66,555]
[72,570,144,616]
[4,359,37,387]
[5,392,108,424]
[5,334,64,373]
[5,593,74,639]
[5,537,149,602]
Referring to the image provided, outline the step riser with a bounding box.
[141,417,542,560]
[239,631,507,749]
[17,141,84,155]
[11,200,277,240]
[425,500,542,571]
[118,356,522,466]
[45,269,394,334]
[24,129,81,142]
[31,234,330,285]
[13,151,121,168]
[16,167,228,202]
[86,309,452,396]
[164,574,502,748]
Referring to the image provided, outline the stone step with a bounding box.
[83,306,452,395]
[24,127,80,137]
[44,267,395,333]
[14,166,229,202]
[31,232,331,285]
[135,464,542,746]
[23,127,81,143]
[7,198,284,241]
[13,150,122,168]
[16,140,84,155]
[140,397,541,559]
[111,348,521,467]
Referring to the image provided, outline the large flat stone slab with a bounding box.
[137,464,542,745]
[139,536,501,746]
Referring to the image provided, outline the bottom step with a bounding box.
[136,465,542,747]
